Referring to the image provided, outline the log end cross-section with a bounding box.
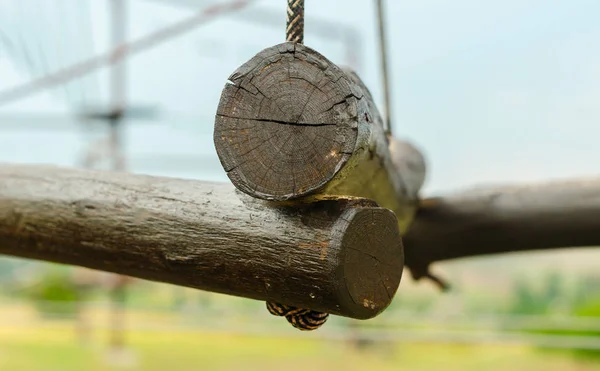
[214,42,363,201]
[332,204,404,318]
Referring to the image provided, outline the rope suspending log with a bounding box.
[0,164,404,321]
[286,0,305,43]
[283,0,322,328]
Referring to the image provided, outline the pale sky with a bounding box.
[0,0,598,194]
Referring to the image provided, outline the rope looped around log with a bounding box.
[263,0,331,332]
[266,302,328,331]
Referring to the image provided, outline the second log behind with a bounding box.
[214,42,426,233]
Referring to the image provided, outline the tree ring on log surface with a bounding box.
[214,42,361,201]
[332,206,404,319]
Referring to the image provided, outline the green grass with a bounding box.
[0,301,597,371]
[0,324,598,371]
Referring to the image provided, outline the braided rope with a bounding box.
[286,0,304,43]
[266,302,329,331]
[265,0,330,332]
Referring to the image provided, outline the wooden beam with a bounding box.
[214,42,426,233]
[403,178,600,281]
[0,163,403,319]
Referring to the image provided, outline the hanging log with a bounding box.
[0,163,403,319]
[214,42,426,233]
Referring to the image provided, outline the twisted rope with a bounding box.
[266,0,330,332]
[266,302,328,331]
[286,0,304,43]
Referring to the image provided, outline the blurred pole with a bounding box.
[109,276,129,351]
[108,0,128,353]
[111,0,126,113]
[72,269,97,346]
[109,0,127,173]
[376,0,392,137]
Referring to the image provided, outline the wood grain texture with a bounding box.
[215,42,359,201]
[214,42,426,233]
[403,178,600,281]
[0,164,403,319]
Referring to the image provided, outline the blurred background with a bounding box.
[0,0,599,370]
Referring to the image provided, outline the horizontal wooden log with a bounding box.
[214,42,426,233]
[403,178,600,281]
[0,163,403,319]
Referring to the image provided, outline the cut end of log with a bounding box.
[333,206,404,319]
[214,42,362,201]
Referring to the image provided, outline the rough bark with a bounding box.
[0,164,403,319]
[214,42,426,233]
[403,178,600,281]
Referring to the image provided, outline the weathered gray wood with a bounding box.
[403,178,600,282]
[0,163,403,319]
[214,42,426,233]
